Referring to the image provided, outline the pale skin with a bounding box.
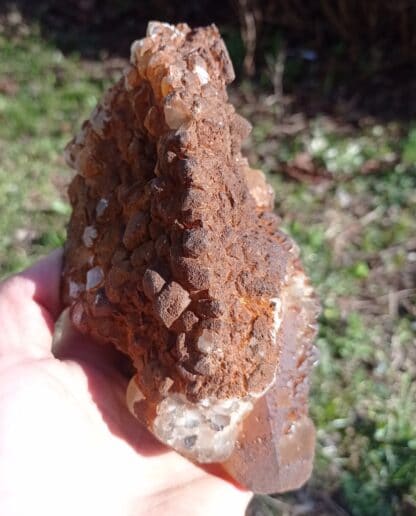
[0,250,251,516]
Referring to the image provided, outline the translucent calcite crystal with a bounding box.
[62,21,319,493]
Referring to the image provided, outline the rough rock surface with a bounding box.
[62,21,319,492]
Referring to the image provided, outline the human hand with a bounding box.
[0,251,251,516]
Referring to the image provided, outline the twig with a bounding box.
[262,494,313,515]
[269,46,286,102]
[387,289,416,318]
[237,0,257,76]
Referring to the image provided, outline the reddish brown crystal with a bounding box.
[62,21,319,493]
[224,263,318,493]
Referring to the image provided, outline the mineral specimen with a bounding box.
[62,21,319,493]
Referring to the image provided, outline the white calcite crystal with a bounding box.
[95,198,109,217]
[153,394,253,462]
[193,64,210,85]
[127,376,253,463]
[86,266,104,290]
[82,226,97,248]
[68,280,84,299]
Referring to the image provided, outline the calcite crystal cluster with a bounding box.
[62,21,319,493]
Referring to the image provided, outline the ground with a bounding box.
[0,12,415,516]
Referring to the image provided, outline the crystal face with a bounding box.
[62,21,319,494]
[129,373,255,463]
[223,267,319,493]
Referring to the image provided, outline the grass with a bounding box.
[0,23,114,276]
[1,18,415,516]
[245,101,416,515]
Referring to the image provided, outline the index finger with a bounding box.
[0,249,64,360]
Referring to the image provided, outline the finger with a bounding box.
[19,248,64,321]
[125,451,252,515]
[52,310,167,454]
[53,309,129,370]
[0,249,63,359]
